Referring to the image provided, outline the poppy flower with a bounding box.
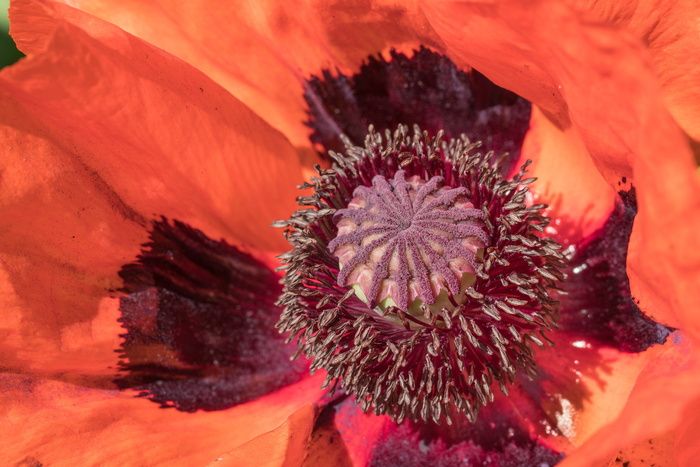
[1,0,699,466]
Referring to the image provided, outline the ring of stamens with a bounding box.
[276,125,565,425]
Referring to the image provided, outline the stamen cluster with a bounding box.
[276,125,565,424]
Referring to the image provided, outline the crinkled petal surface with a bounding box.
[54,0,442,146]
[7,0,304,253]
[3,0,699,465]
[0,373,325,466]
[0,0,306,373]
[1,1,322,460]
[422,0,700,462]
[421,0,700,334]
[561,334,700,467]
[571,0,700,142]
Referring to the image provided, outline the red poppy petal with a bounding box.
[565,347,660,449]
[627,131,700,337]
[422,1,700,460]
[557,189,671,353]
[0,372,325,465]
[213,404,316,467]
[573,0,700,141]
[560,335,700,466]
[50,0,441,146]
[6,0,304,253]
[676,395,700,466]
[421,0,699,333]
[601,430,679,467]
[0,124,145,376]
[304,398,390,467]
[522,108,616,242]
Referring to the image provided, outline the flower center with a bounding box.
[276,125,565,425]
[329,171,488,313]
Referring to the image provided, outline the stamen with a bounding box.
[276,125,565,424]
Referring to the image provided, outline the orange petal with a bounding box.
[571,0,700,141]
[421,0,700,333]
[675,395,700,466]
[0,122,145,375]
[0,286,123,386]
[213,405,316,467]
[423,1,700,459]
[303,399,389,467]
[6,0,304,254]
[627,118,700,338]
[0,372,325,466]
[50,0,441,146]
[565,346,665,449]
[600,430,679,467]
[560,334,700,467]
[522,107,616,242]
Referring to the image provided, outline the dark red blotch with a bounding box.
[369,422,562,467]
[559,188,671,352]
[116,219,305,411]
[304,47,531,175]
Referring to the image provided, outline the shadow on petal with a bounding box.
[7,0,306,253]
[49,0,442,146]
[421,0,699,336]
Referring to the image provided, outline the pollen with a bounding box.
[276,125,566,425]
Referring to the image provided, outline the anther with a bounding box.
[276,125,565,424]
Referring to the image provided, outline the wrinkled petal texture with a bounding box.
[572,0,700,142]
[2,0,698,465]
[0,373,325,465]
[421,0,700,334]
[55,0,443,146]
[1,1,321,462]
[8,0,304,252]
[421,0,700,463]
[562,334,700,467]
[1,0,306,374]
